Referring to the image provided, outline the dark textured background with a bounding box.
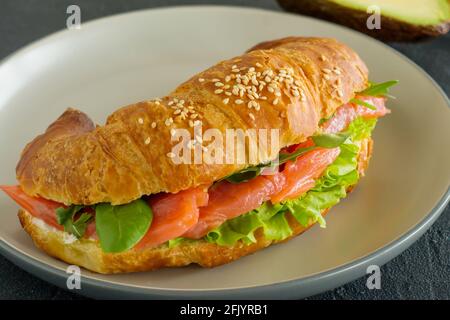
[0,0,448,300]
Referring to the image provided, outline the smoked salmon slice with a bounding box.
[270,147,340,203]
[322,96,388,133]
[135,187,209,249]
[0,185,64,230]
[183,174,286,239]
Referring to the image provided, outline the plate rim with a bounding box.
[0,5,449,299]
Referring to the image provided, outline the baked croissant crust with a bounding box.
[16,37,369,205]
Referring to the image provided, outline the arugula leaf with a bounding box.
[276,146,316,165]
[358,80,399,97]
[224,166,265,183]
[349,98,376,110]
[95,199,153,253]
[312,132,350,148]
[56,205,93,239]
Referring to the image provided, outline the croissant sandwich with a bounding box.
[1,37,397,274]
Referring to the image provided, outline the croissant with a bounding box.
[2,37,392,274]
[16,37,368,205]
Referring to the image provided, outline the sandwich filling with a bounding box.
[1,82,397,254]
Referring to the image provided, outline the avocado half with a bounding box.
[277,0,450,41]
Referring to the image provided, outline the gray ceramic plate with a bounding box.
[0,6,449,299]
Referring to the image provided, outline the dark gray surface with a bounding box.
[0,0,448,300]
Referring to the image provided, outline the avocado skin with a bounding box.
[277,0,450,41]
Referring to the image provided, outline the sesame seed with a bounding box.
[273,98,279,105]
[212,78,220,82]
[189,120,194,127]
[337,90,344,97]
[231,64,237,69]
[198,78,205,82]
[214,89,223,94]
[155,101,160,105]
[322,68,332,74]
[223,98,229,104]
[167,152,175,158]
[235,99,244,104]
[249,113,255,120]
[232,68,240,73]
[275,91,282,97]
[256,62,263,68]
[320,55,326,61]
[168,101,174,106]
[225,91,232,96]
[225,75,231,82]
[138,118,144,124]
[215,82,224,87]
[165,118,173,126]
[145,137,151,145]
[151,122,157,128]
[249,67,255,72]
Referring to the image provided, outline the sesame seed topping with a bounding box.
[322,68,332,74]
[212,78,220,82]
[273,98,279,105]
[256,62,263,68]
[198,78,205,82]
[215,82,224,87]
[214,89,223,94]
[138,118,144,124]
[167,152,175,158]
[144,137,151,145]
[249,113,255,120]
[223,98,229,104]
[151,122,157,128]
[235,99,244,104]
